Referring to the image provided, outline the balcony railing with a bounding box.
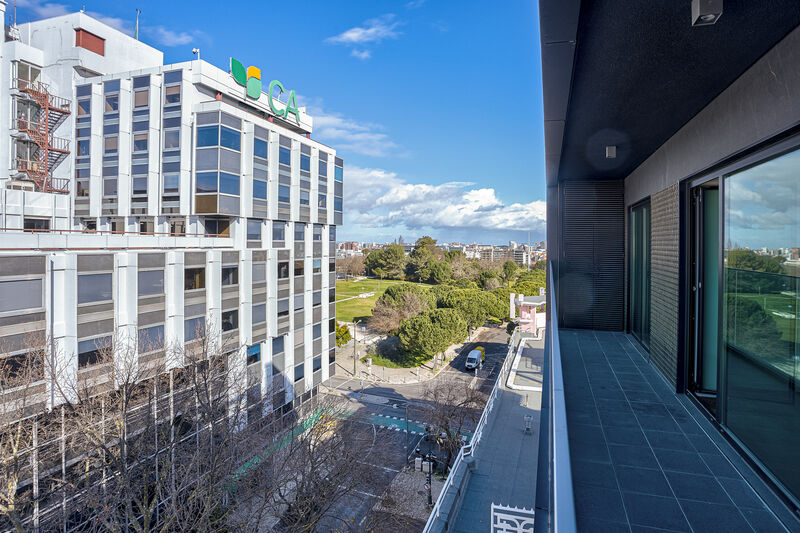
[534,264,576,532]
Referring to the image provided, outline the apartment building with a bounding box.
[0,9,342,528]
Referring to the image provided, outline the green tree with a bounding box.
[429,307,468,345]
[364,244,407,280]
[379,282,436,309]
[451,278,478,289]
[477,270,500,289]
[335,322,351,348]
[502,261,518,283]
[398,313,438,359]
[439,290,488,329]
[429,260,453,284]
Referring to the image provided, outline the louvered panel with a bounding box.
[560,179,625,330]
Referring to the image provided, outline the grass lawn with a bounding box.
[334,278,430,323]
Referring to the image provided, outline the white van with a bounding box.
[465,349,482,370]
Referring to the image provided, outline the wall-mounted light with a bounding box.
[605,145,617,159]
[692,0,722,26]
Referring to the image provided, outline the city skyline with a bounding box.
[14,0,548,244]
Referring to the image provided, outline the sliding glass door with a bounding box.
[724,147,800,503]
[630,202,651,348]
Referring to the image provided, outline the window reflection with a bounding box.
[724,147,800,500]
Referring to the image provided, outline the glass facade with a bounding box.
[724,147,800,501]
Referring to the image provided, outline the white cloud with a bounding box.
[16,0,69,18]
[343,165,546,235]
[405,0,427,8]
[85,11,130,34]
[350,49,372,60]
[326,14,401,45]
[144,26,199,47]
[304,99,399,158]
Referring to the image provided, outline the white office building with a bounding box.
[0,7,342,420]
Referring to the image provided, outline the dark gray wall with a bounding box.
[649,184,680,386]
[625,25,800,206]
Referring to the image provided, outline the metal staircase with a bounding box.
[13,78,71,193]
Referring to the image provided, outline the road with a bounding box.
[317,326,510,531]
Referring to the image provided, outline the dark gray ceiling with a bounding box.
[541,0,800,184]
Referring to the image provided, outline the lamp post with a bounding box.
[352,320,357,377]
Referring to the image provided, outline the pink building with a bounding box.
[510,291,546,335]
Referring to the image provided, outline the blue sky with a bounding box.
[17,0,546,245]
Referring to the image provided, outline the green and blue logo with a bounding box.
[230,58,301,124]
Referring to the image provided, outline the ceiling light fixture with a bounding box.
[605,145,617,159]
[692,0,722,26]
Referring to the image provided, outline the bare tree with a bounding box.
[229,394,393,532]
[336,256,365,279]
[368,292,429,335]
[422,379,486,470]
[0,333,50,533]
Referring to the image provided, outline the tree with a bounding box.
[368,291,430,335]
[502,261,518,284]
[380,282,436,309]
[335,322,352,347]
[235,396,394,533]
[398,309,466,365]
[336,255,365,278]
[365,245,407,280]
[422,379,486,470]
[484,277,501,291]
[477,270,500,290]
[429,260,453,284]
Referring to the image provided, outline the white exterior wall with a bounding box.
[0,11,341,416]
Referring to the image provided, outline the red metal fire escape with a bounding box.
[14,79,72,193]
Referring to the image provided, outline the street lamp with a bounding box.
[352,320,357,377]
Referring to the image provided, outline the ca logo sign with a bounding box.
[230,58,301,124]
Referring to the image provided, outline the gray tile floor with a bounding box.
[561,329,790,532]
[451,340,543,533]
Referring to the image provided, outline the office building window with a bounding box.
[254,179,267,200]
[78,273,112,304]
[313,356,322,372]
[0,278,43,313]
[184,268,205,290]
[313,291,322,307]
[294,363,304,382]
[278,261,289,280]
[330,226,336,242]
[138,325,164,353]
[277,298,289,318]
[295,223,305,242]
[273,221,286,242]
[221,310,238,332]
[184,316,205,341]
[273,335,285,354]
[294,294,304,311]
[313,259,322,274]
[329,259,336,273]
[138,269,164,296]
[247,344,261,365]
[294,260,304,277]
[78,337,110,368]
[253,263,266,283]
[221,266,238,286]
[252,303,266,324]
[247,219,261,240]
[279,185,290,204]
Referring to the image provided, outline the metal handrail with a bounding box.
[423,328,521,531]
[547,263,576,531]
[0,226,230,238]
